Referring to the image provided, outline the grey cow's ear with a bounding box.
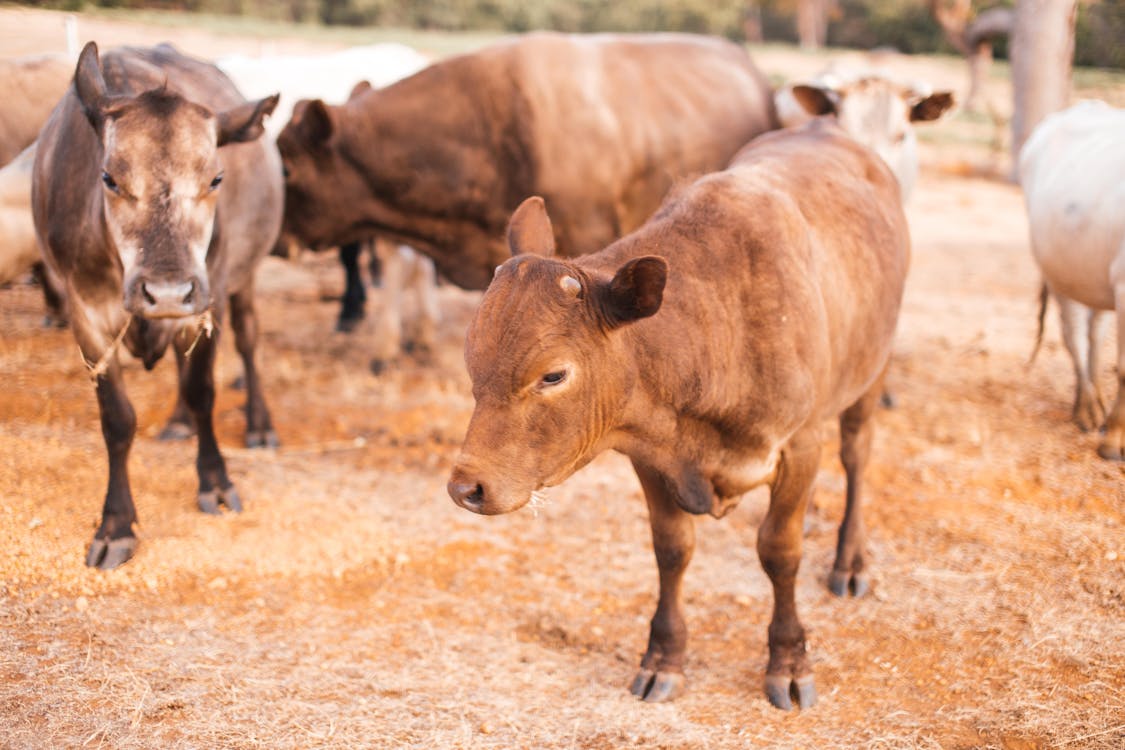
[600,256,667,327]
[910,91,955,122]
[75,41,108,132]
[217,94,280,147]
[790,84,838,117]
[506,196,556,258]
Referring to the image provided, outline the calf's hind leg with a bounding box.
[829,373,885,597]
[759,430,821,710]
[230,286,278,448]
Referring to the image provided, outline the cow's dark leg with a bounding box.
[157,346,197,441]
[759,429,820,710]
[31,262,67,328]
[629,460,695,703]
[829,375,884,597]
[87,362,139,570]
[229,287,278,448]
[176,320,241,514]
[336,241,366,333]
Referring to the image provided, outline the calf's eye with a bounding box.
[101,171,119,193]
[541,371,567,387]
[209,173,224,191]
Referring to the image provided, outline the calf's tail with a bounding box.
[1027,282,1049,366]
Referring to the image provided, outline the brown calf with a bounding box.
[448,119,910,709]
[32,42,282,569]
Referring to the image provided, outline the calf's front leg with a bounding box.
[87,360,140,570]
[176,322,241,514]
[759,431,820,710]
[630,461,695,702]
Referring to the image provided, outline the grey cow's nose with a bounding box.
[447,478,485,512]
[140,280,199,318]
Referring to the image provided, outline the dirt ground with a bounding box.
[1,7,1122,749]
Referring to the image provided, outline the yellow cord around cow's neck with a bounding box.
[82,308,213,382]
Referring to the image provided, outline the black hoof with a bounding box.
[157,421,196,441]
[880,390,897,409]
[198,485,243,515]
[764,674,816,711]
[336,314,364,333]
[245,429,280,449]
[828,569,870,598]
[85,536,137,570]
[370,358,388,376]
[230,374,245,391]
[629,669,685,702]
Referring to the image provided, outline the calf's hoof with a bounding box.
[85,536,137,570]
[629,669,685,702]
[198,485,243,515]
[336,313,364,333]
[245,429,280,449]
[764,673,817,711]
[828,569,870,598]
[157,420,196,441]
[1096,428,1125,461]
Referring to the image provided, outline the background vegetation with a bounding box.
[11,0,1125,69]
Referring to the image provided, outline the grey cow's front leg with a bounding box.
[87,360,140,570]
[758,431,821,711]
[629,461,695,702]
[176,319,241,515]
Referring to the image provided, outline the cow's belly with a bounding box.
[1030,194,1125,309]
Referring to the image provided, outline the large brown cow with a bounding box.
[276,32,777,291]
[448,119,910,709]
[32,42,283,569]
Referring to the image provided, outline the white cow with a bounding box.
[218,44,441,367]
[775,67,955,201]
[1020,100,1125,460]
[0,144,37,286]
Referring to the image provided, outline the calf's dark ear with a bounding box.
[910,91,955,122]
[75,41,108,132]
[506,196,556,257]
[601,256,667,327]
[218,93,280,146]
[790,84,838,117]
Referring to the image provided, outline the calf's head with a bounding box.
[789,74,954,198]
[448,196,667,515]
[75,42,277,318]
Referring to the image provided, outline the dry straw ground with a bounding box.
[0,7,1122,749]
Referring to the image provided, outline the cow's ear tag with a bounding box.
[507,196,556,258]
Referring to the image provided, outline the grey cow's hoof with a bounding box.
[157,421,196,441]
[85,536,137,570]
[245,429,280,449]
[828,570,870,598]
[629,669,685,702]
[198,485,243,515]
[764,673,817,711]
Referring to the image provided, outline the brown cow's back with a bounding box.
[280,32,777,289]
[0,54,73,165]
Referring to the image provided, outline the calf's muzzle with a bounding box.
[125,271,209,319]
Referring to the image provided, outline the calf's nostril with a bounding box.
[447,479,485,510]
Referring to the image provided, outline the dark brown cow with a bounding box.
[448,119,910,709]
[276,32,777,291]
[32,42,283,569]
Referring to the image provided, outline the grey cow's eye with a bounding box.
[541,371,567,387]
[209,173,224,191]
[101,171,119,193]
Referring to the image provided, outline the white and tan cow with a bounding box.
[775,67,955,201]
[1019,100,1125,460]
[0,144,39,287]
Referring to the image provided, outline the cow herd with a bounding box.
[1,30,1121,712]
